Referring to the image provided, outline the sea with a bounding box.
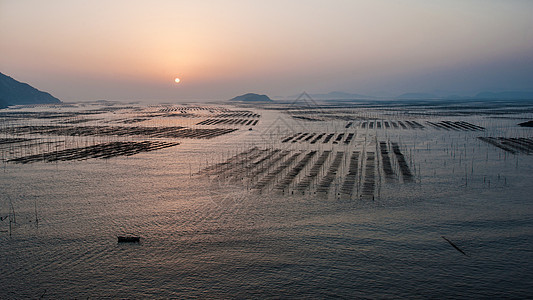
[1,100,532,298]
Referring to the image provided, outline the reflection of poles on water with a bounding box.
[2,195,17,236]
[34,198,39,228]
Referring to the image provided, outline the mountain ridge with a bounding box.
[286,90,533,101]
[0,72,61,107]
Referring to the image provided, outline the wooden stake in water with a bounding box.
[442,236,469,257]
[34,199,39,227]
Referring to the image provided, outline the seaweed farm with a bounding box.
[478,137,533,154]
[196,118,259,126]
[8,141,180,163]
[347,120,485,131]
[1,99,533,298]
[198,139,413,200]
[0,103,246,163]
[1,125,236,139]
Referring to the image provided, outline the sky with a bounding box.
[1,0,532,102]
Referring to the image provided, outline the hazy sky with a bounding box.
[1,0,532,101]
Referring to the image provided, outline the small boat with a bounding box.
[117,235,140,243]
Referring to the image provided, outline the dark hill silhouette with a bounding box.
[230,93,272,102]
[0,98,8,109]
[0,72,61,107]
[518,121,533,128]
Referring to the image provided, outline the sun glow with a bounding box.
[174,78,180,83]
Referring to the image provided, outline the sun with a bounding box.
[174,77,181,84]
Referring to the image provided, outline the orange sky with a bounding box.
[1,0,532,101]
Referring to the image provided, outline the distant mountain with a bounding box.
[474,91,533,100]
[0,72,61,107]
[396,93,439,100]
[395,91,533,101]
[230,93,272,102]
[0,98,8,109]
[518,121,533,128]
[304,91,374,100]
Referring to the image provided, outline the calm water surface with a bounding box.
[1,104,532,298]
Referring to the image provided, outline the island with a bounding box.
[230,93,272,102]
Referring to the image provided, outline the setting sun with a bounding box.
[174,78,180,84]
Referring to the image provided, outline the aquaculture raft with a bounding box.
[8,141,180,163]
[198,141,416,200]
[1,125,237,139]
